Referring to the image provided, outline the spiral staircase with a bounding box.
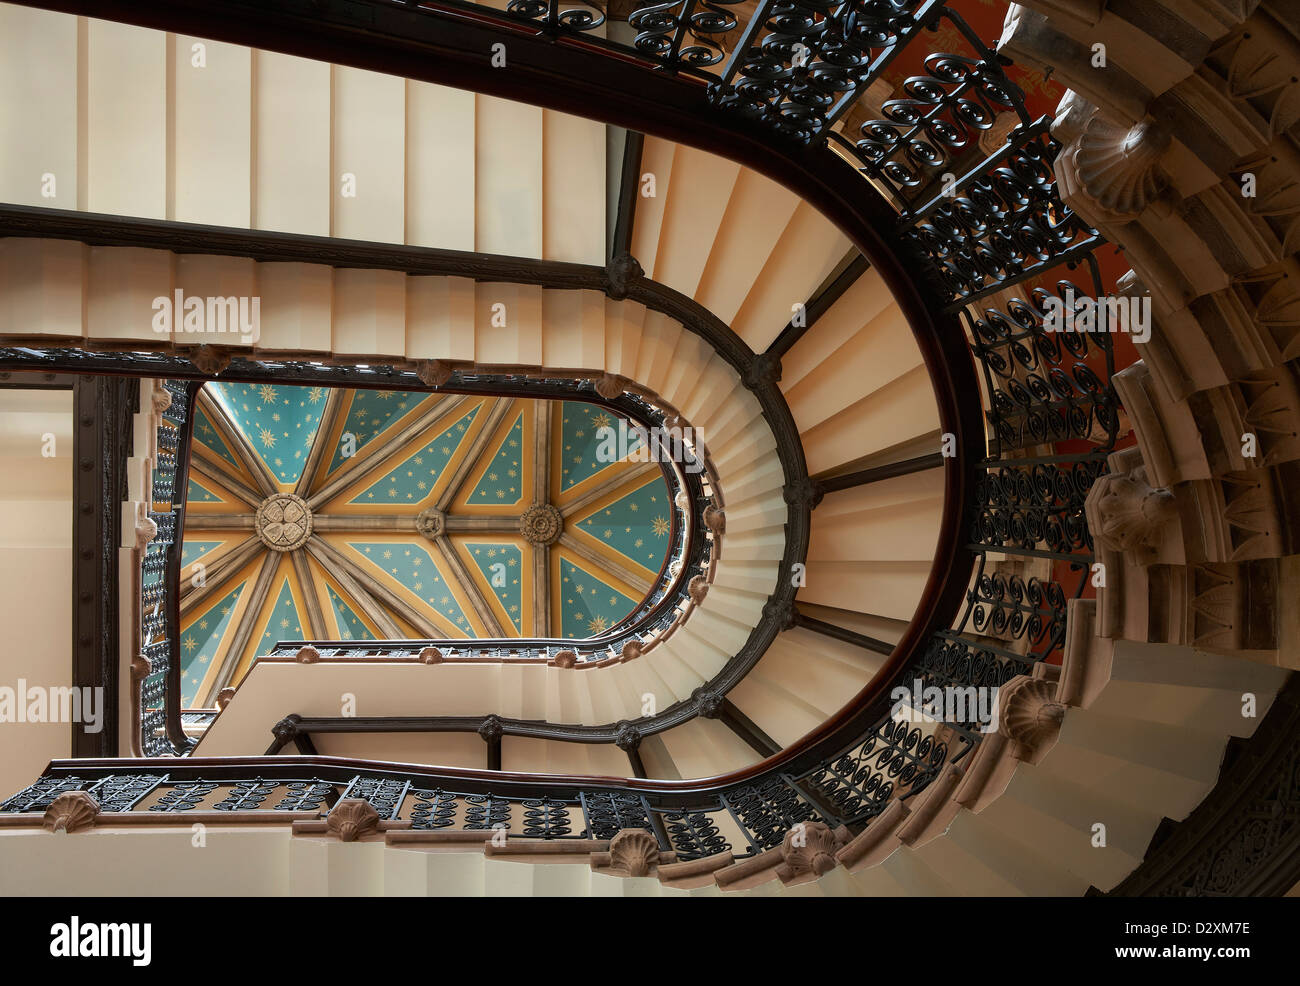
[0,0,1297,898]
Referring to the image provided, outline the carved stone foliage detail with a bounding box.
[777,821,843,881]
[325,798,381,842]
[692,686,723,719]
[1087,464,1177,565]
[518,503,562,547]
[415,507,445,541]
[416,360,453,387]
[1187,559,1279,651]
[613,721,641,752]
[130,654,152,684]
[1215,20,1300,141]
[255,493,313,552]
[190,345,231,376]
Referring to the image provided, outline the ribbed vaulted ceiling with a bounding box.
[176,382,674,707]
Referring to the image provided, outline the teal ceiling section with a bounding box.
[467,411,524,505]
[575,477,674,573]
[350,541,477,637]
[259,576,305,652]
[466,541,524,632]
[558,557,639,639]
[192,404,241,470]
[559,401,641,492]
[209,382,326,486]
[326,390,435,478]
[186,477,222,503]
[180,581,245,707]
[327,585,375,642]
[350,404,481,505]
[180,540,225,571]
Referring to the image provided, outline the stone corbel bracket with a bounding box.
[292,798,411,843]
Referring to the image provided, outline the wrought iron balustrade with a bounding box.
[139,380,200,757]
[0,757,828,862]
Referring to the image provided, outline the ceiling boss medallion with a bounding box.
[519,502,562,547]
[415,507,446,541]
[255,492,313,552]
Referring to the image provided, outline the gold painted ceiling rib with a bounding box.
[532,400,553,635]
[533,543,550,636]
[435,396,516,511]
[560,460,660,518]
[198,389,281,498]
[179,536,263,615]
[295,387,345,499]
[558,531,652,596]
[443,515,518,532]
[305,535,442,638]
[291,550,327,640]
[210,550,282,698]
[307,393,468,511]
[312,514,416,531]
[432,536,507,638]
[304,537,407,639]
[533,400,551,503]
[185,514,257,530]
[189,454,265,509]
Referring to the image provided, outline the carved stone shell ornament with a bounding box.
[593,372,627,401]
[550,649,577,668]
[998,675,1067,760]
[703,505,726,536]
[608,828,661,877]
[42,791,101,834]
[1073,116,1170,218]
[150,385,172,414]
[134,502,158,551]
[687,575,709,604]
